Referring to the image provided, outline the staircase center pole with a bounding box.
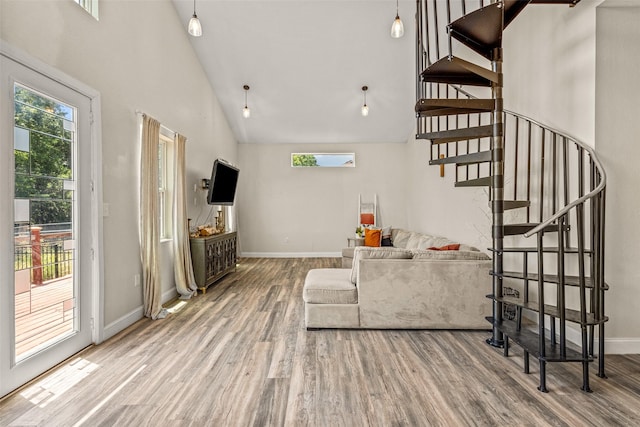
[487,46,505,348]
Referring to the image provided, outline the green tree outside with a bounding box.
[292,154,318,167]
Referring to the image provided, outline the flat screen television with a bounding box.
[206,159,239,205]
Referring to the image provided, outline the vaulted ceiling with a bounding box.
[171,0,416,144]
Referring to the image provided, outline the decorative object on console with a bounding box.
[358,193,377,227]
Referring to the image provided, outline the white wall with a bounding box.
[595,2,640,350]
[503,1,599,145]
[0,0,237,334]
[237,143,408,255]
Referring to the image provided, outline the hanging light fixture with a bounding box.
[242,85,251,118]
[188,0,202,37]
[361,86,369,117]
[390,0,404,38]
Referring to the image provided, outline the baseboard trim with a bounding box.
[241,252,341,258]
[102,288,179,341]
[102,307,143,342]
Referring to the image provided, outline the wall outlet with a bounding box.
[134,274,140,288]
[284,236,289,243]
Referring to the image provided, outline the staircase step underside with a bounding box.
[490,295,608,326]
[429,150,492,166]
[490,246,592,254]
[455,176,491,187]
[421,56,500,87]
[449,3,504,60]
[486,317,593,363]
[504,200,531,210]
[504,222,565,235]
[418,124,498,144]
[415,99,495,117]
[491,270,609,290]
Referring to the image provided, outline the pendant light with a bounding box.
[361,86,369,117]
[242,85,251,118]
[188,0,202,37]
[390,0,404,38]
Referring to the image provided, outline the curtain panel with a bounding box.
[173,133,197,299]
[139,114,167,319]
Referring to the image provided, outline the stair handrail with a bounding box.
[446,84,607,238]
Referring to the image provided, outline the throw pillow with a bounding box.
[392,230,412,248]
[381,226,392,246]
[364,228,382,247]
[350,247,413,284]
[428,243,461,251]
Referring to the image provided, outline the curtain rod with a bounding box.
[135,109,177,137]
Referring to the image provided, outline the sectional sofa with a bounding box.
[303,229,493,329]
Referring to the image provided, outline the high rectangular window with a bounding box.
[74,0,99,20]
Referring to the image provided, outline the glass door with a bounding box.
[1,53,94,397]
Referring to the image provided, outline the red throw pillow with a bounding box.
[364,228,382,247]
[428,243,461,251]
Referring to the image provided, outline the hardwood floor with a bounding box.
[1,257,639,426]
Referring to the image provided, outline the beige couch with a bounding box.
[303,231,493,329]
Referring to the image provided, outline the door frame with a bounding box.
[1,41,104,346]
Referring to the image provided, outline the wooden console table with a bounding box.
[190,231,237,293]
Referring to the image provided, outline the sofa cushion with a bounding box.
[411,249,491,261]
[392,229,412,248]
[351,247,413,284]
[304,268,357,304]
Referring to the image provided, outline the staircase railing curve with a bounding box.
[415,0,607,393]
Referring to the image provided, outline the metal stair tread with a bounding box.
[417,124,498,144]
[415,98,495,117]
[455,176,491,187]
[490,270,610,290]
[504,222,567,235]
[449,3,504,60]
[421,56,500,87]
[486,317,593,363]
[489,295,608,325]
[429,150,492,166]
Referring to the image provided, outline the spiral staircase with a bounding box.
[415,0,607,392]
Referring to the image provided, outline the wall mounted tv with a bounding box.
[206,159,239,205]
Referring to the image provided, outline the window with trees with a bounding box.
[291,153,356,168]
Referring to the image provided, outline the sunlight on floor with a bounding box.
[165,300,188,314]
[20,357,99,408]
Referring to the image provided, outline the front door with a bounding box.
[1,53,95,397]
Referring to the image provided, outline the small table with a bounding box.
[347,237,365,247]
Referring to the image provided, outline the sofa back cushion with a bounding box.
[411,249,491,261]
[350,247,413,284]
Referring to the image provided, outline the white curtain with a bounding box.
[173,133,197,299]
[140,114,167,319]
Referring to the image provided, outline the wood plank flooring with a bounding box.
[1,257,639,426]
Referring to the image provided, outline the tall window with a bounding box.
[158,133,173,240]
[74,0,99,20]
